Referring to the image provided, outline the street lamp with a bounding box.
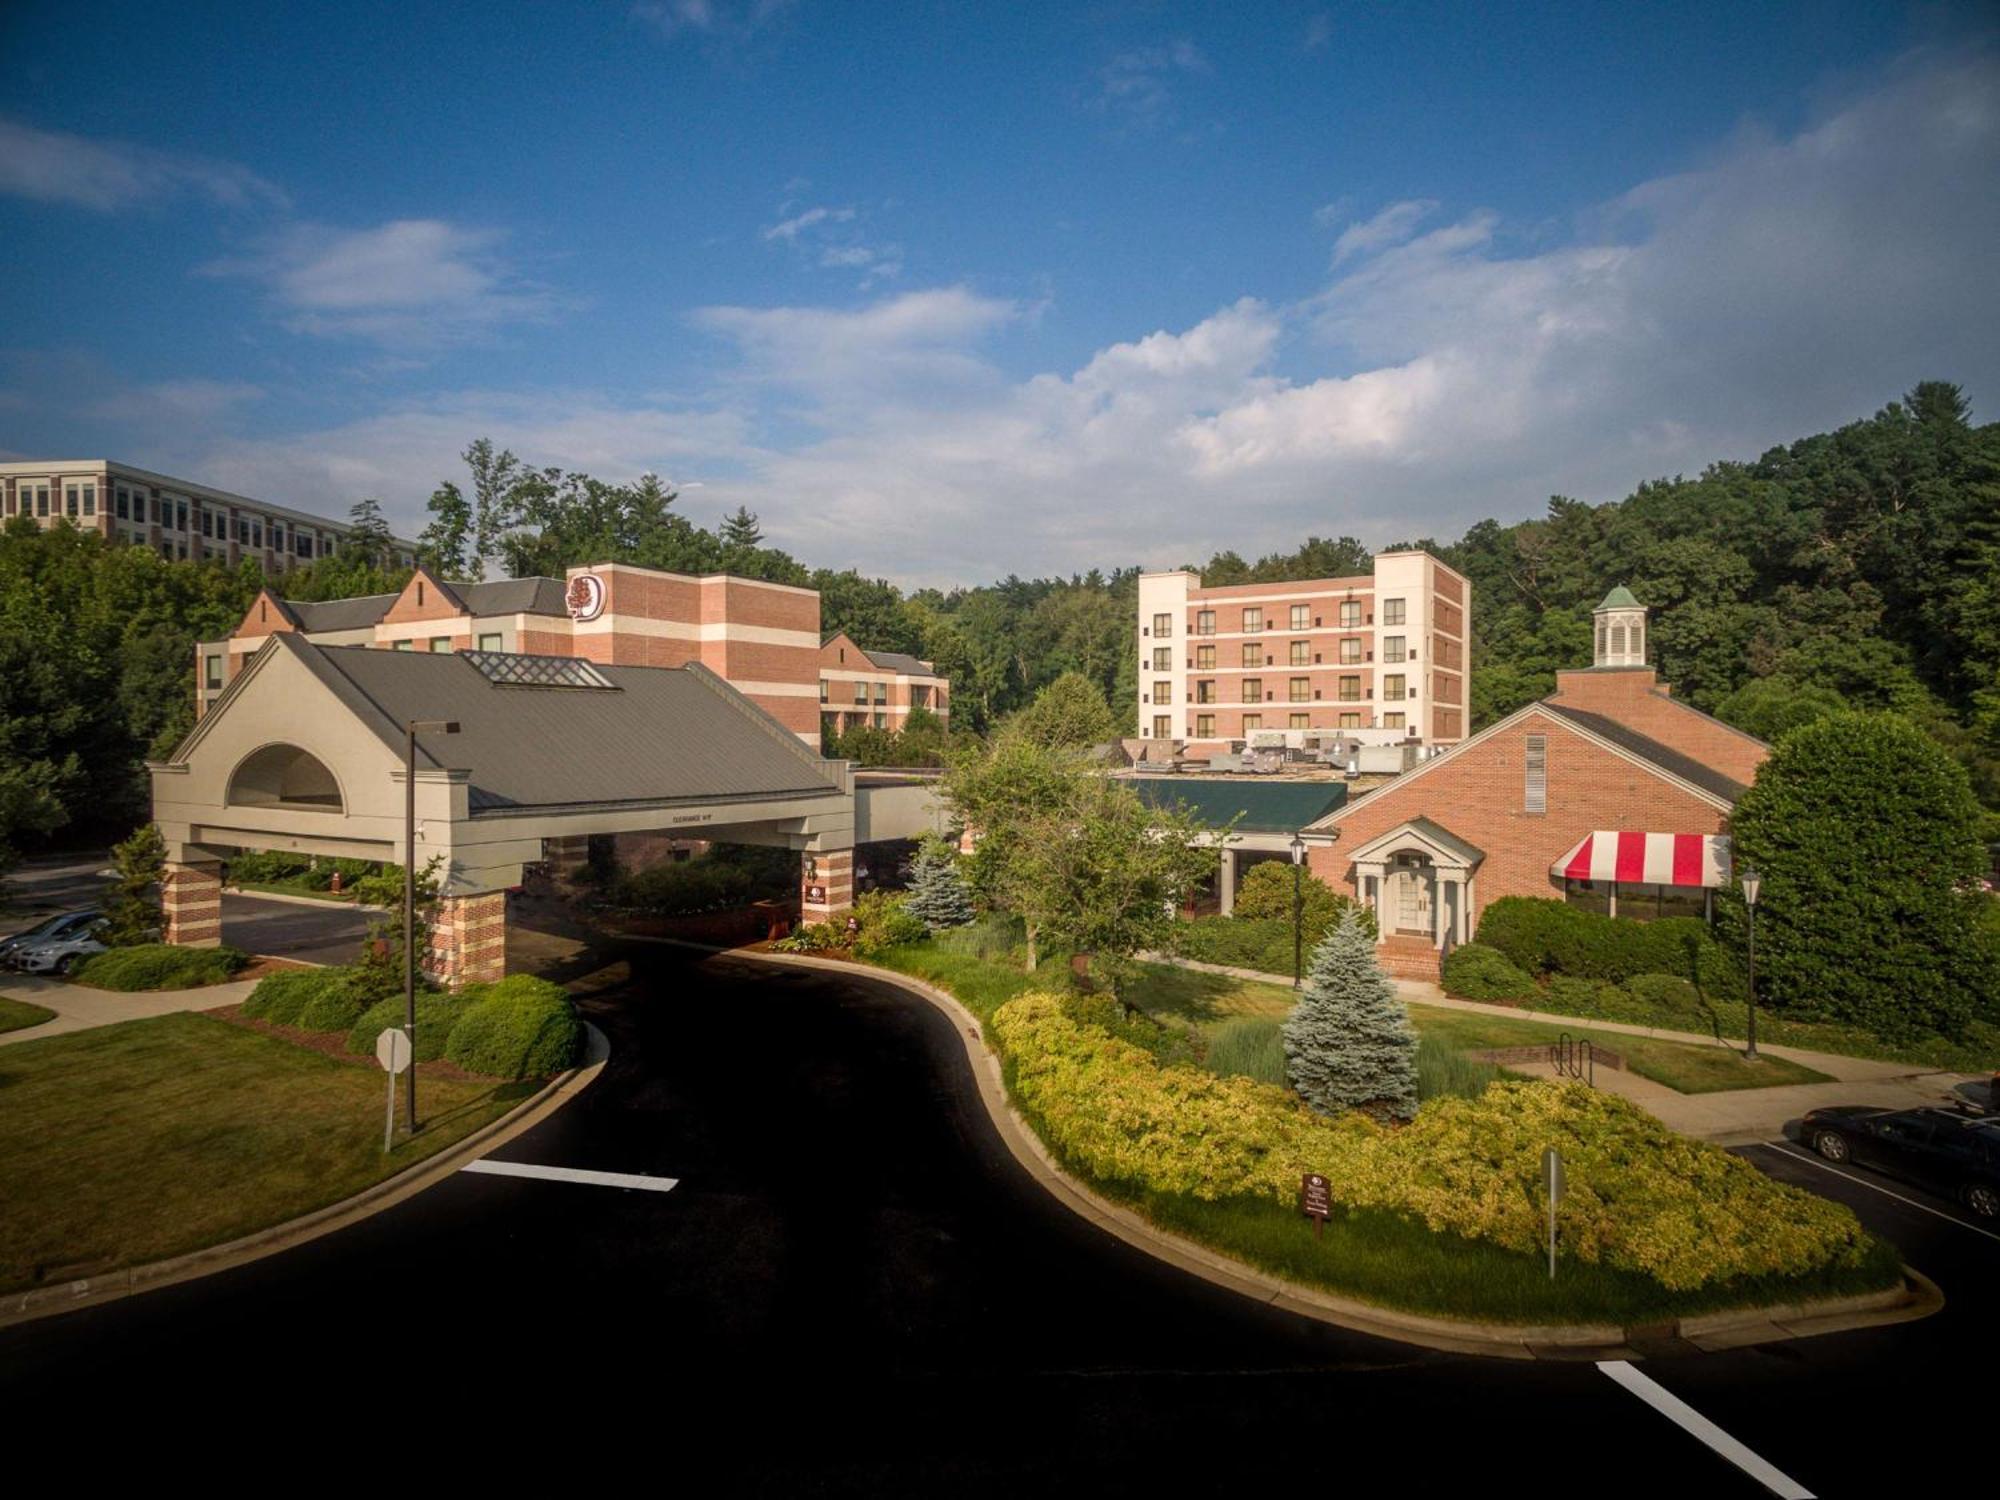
[405,718,460,1132]
[1290,833,1309,989]
[1740,864,1761,1061]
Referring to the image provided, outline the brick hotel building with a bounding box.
[1136,550,1470,752]
[1,459,418,571]
[818,631,950,738]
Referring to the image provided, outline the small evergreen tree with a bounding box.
[903,837,975,931]
[1282,906,1418,1122]
[102,822,166,947]
[720,505,765,549]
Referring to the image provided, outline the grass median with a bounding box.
[0,1011,536,1295]
[0,996,55,1035]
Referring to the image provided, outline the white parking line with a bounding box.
[463,1159,680,1193]
[1762,1141,2000,1245]
[1598,1361,1813,1498]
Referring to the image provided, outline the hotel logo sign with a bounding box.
[566,573,606,622]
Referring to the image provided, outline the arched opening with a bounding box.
[227,743,344,812]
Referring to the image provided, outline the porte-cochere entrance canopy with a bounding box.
[150,633,903,981]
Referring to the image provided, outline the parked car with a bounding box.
[1800,1105,2000,1218]
[11,915,110,976]
[0,909,103,969]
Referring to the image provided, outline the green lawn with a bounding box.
[229,879,362,904]
[0,996,55,1034]
[0,1012,536,1294]
[1117,961,1829,1094]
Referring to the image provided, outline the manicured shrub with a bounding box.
[994,991,1877,1290]
[1062,990,1198,1068]
[1283,908,1418,1121]
[444,975,582,1079]
[242,967,340,1026]
[1625,972,1704,1017]
[613,858,756,916]
[345,990,472,1062]
[775,921,845,953]
[1546,974,1636,1019]
[73,943,248,992]
[295,974,369,1034]
[1203,1016,1287,1085]
[1233,861,1365,931]
[902,839,976,931]
[1439,943,1538,1002]
[851,891,928,958]
[1476,897,1743,998]
[227,849,314,884]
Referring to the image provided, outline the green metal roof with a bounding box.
[1129,777,1348,833]
[1595,585,1642,611]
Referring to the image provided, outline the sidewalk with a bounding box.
[1149,953,1981,1144]
[0,973,260,1048]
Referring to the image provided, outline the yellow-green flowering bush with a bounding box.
[993,992,1873,1291]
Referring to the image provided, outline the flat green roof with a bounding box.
[1129,776,1347,833]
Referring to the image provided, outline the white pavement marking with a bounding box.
[1764,1141,2000,1246]
[1597,1361,1813,1498]
[462,1159,679,1193]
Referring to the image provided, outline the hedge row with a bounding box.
[993,992,1873,1291]
[243,968,581,1079]
[1475,897,1744,997]
[71,943,248,991]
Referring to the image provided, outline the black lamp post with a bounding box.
[1290,833,1309,988]
[405,717,459,1132]
[1740,864,1761,1061]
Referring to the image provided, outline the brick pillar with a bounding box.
[427,891,507,990]
[800,848,854,925]
[544,835,590,880]
[162,862,223,948]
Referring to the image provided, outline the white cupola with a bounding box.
[1592,586,1647,668]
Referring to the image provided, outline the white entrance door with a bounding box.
[1395,864,1433,937]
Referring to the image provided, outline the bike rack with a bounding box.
[1550,1032,1595,1087]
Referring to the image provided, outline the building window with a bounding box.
[1383,712,1406,730]
[1152,612,1173,637]
[1196,714,1215,738]
[874,682,887,704]
[64,484,79,517]
[35,485,50,517]
[1525,734,1547,813]
[1242,606,1262,633]
[429,637,451,652]
[1153,715,1171,738]
[1243,679,1263,704]
[1290,640,1309,666]
[1195,609,1215,636]
[1289,604,1309,630]
[1339,676,1361,701]
[1241,714,1262,732]
[1153,680,1172,705]
[854,684,868,705]
[1383,674,1406,701]
[1563,877,1608,916]
[393,640,414,651]
[1339,712,1361,728]
[1339,600,1361,628]
[1290,713,1309,729]
[1383,635,1406,663]
[1241,643,1264,669]
[1196,644,1215,670]
[1289,677,1309,702]
[1610,623,1627,656]
[1152,647,1171,672]
[81,485,96,516]
[1340,638,1362,664]
[874,712,886,729]
[1196,681,1216,704]
[819,680,829,702]
[204,655,223,690]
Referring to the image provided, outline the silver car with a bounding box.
[12,915,110,976]
[1,909,103,969]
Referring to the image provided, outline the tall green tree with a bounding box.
[720,505,765,549]
[418,480,474,578]
[1004,670,1118,750]
[1728,712,1997,1041]
[1282,907,1419,1122]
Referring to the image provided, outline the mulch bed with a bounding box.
[204,1003,490,1084]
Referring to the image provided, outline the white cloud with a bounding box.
[759,198,903,285]
[763,204,854,242]
[0,117,286,212]
[1095,40,1210,124]
[631,0,796,43]
[92,379,266,426]
[201,219,554,346]
[1329,198,1438,263]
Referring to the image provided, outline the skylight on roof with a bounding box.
[463,650,616,689]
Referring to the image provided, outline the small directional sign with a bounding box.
[1300,1171,1333,1237]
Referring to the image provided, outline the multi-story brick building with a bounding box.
[199,561,948,749]
[1299,586,1765,979]
[0,459,417,571]
[818,631,950,738]
[1136,549,1470,752]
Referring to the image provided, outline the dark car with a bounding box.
[1800,1105,2000,1219]
[0,908,103,967]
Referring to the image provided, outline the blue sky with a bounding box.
[1,1,1995,582]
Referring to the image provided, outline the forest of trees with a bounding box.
[3,380,1993,871]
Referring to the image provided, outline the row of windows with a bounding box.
[4,481,411,564]
[1174,671,1415,704]
[1150,599,1408,638]
[823,711,890,730]
[387,634,503,654]
[1174,710,1409,737]
[1564,879,1706,921]
[819,681,890,704]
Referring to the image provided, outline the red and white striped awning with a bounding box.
[1552,831,1731,889]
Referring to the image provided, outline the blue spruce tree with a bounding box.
[903,838,976,931]
[1282,906,1419,1121]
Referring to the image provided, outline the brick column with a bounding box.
[801,848,854,925]
[162,862,223,948]
[544,835,590,880]
[427,891,507,990]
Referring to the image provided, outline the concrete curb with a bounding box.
[0,1021,610,1331]
[664,939,1939,1360]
